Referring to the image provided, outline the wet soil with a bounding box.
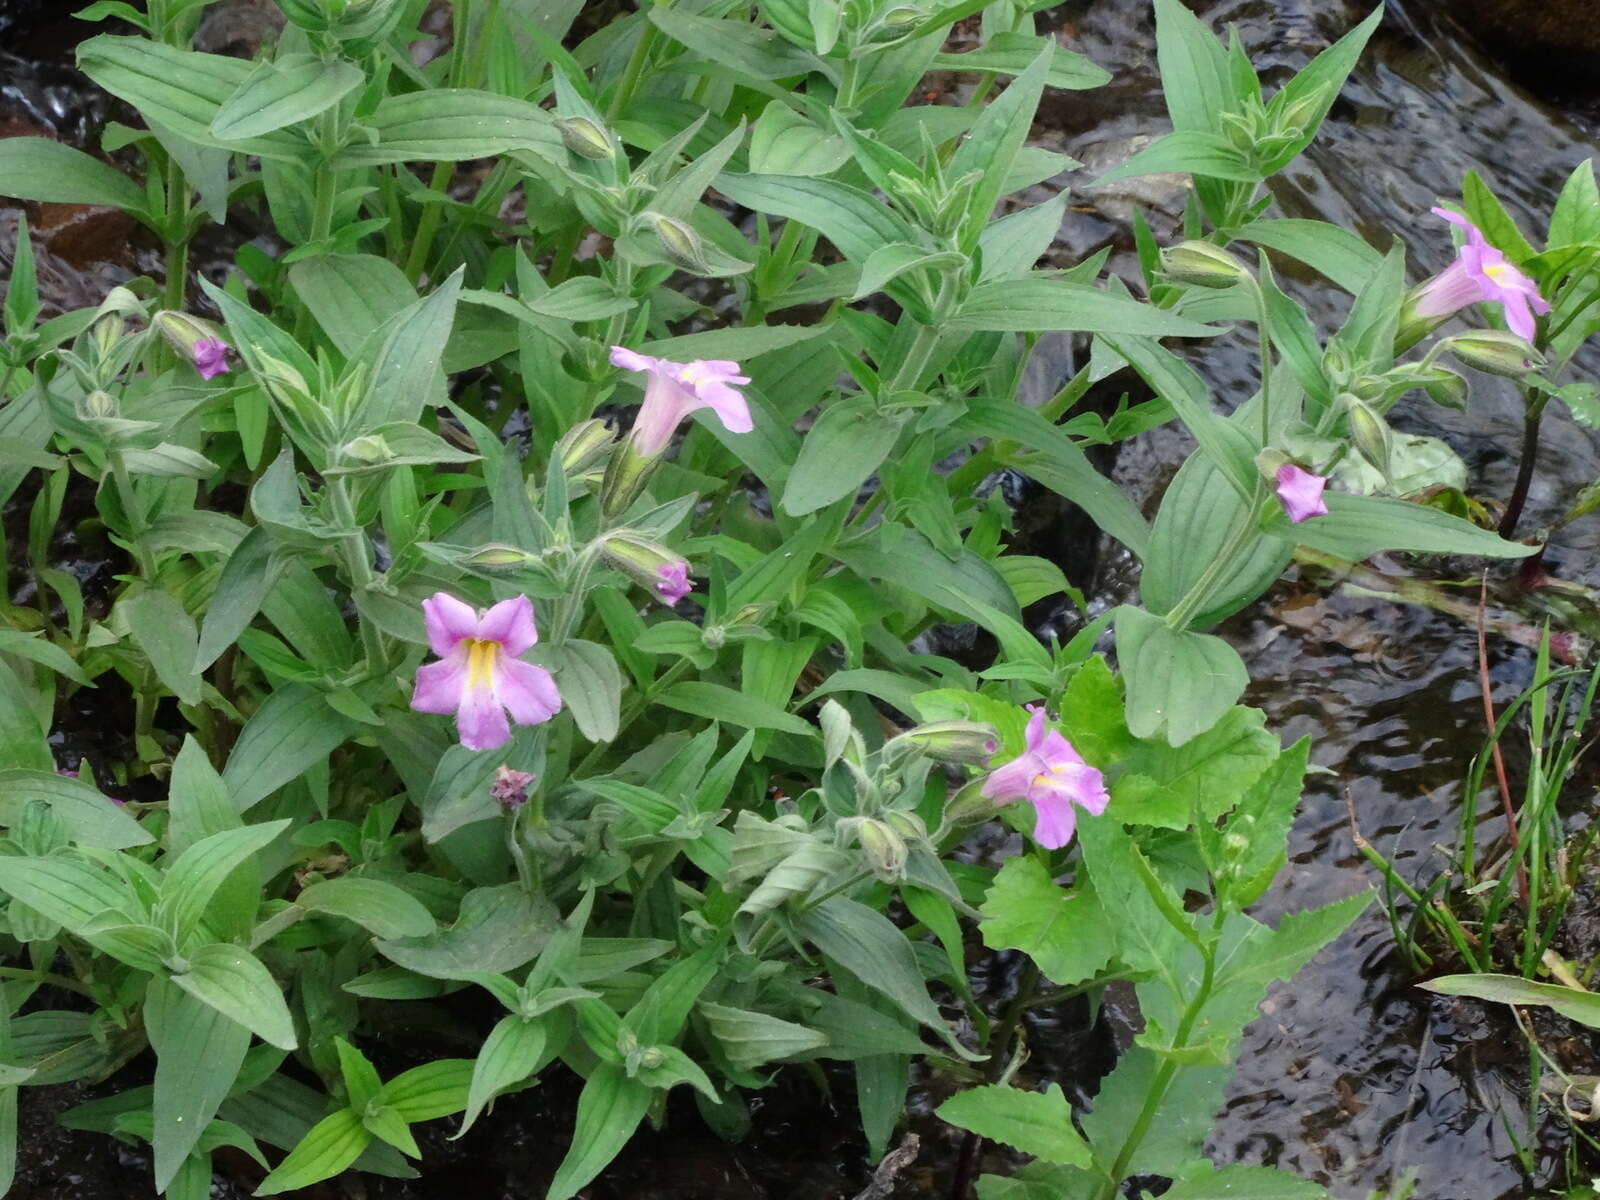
[6,0,1600,1198]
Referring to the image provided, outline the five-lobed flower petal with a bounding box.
[194,338,231,381]
[410,593,562,752]
[1414,208,1550,342]
[1274,464,1329,524]
[609,346,752,456]
[980,706,1109,850]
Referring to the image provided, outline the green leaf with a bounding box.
[1235,218,1381,296]
[1272,493,1535,559]
[781,398,903,516]
[526,639,621,743]
[123,588,202,706]
[797,896,971,1057]
[748,102,849,176]
[698,1002,827,1069]
[161,820,290,944]
[546,1063,653,1200]
[338,90,561,167]
[715,173,916,263]
[1115,606,1248,746]
[837,525,1018,626]
[172,943,298,1050]
[222,685,359,811]
[979,856,1114,987]
[355,270,463,428]
[656,681,815,736]
[1113,706,1278,827]
[375,883,559,981]
[254,1108,370,1195]
[457,1015,547,1136]
[294,876,437,940]
[1418,974,1600,1028]
[949,278,1218,338]
[945,47,1051,250]
[962,399,1150,559]
[0,137,145,212]
[1461,170,1539,264]
[211,53,363,140]
[933,33,1110,90]
[289,254,416,356]
[0,658,52,771]
[0,768,151,849]
[194,526,282,672]
[1091,130,1260,186]
[362,1104,419,1158]
[382,1059,474,1122]
[1261,5,1382,172]
[1153,0,1232,134]
[146,975,251,1193]
[1549,161,1600,248]
[336,1038,383,1111]
[76,36,304,159]
[649,7,821,80]
[937,1083,1091,1166]
[978,192,1070,282]
[0,854,125,933]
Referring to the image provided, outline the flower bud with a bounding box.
[943,777,996,828]
[1161,241,1250,289]
[1321,343,1354,390]
[821,699,861,769]
[554,116,616,161]
[857,818,907,883]
[881,810,927,842]
[1273,85,1328,141]
[890,720,999,766]
[154,311,230,380]
[1344,395,1393,479]
[81,389,118,421]
[341,433,393,463]
[599,439,657,520]
[556,418,614,477]
[90,313,124,361]
[490,765,534,810]
[1254,447,1292,481]
[459,544,539,572]
[641,212,709,273]
[1446,330,1545,379]
[1421,366,1470,409]
[600,532,693,606]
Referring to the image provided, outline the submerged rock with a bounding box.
[1444,0,1600,91]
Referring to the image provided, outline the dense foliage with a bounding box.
[0,0,1594,1197]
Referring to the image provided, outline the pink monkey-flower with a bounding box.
[1413,208,1549,342]
[980,706,1109,850]
[411,593,561,752]
[1274,464,1329,524]
[608,347,752,455]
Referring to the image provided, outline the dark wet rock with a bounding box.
[1442,0,1600,93]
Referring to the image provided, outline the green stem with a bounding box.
[327,478,387,668]
[310,161,338,245]
[162,155,191,312]
[608,9,661,121]
[1095,909,1226,1197]
[404,161,457,284]
[886,323,941,394]
[110,451,158,579]
[1162,495,1264,630]
[0,965,97,1000]
[572,656,693,777]
[1252,280,1272,448]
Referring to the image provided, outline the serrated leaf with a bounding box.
[979,856,1115,987]
[937,1083,1091,1166]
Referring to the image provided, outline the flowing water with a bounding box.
[3,1,1600,1197]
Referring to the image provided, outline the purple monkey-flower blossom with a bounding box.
[1412,208,1550,341]
[1275,464,1329,524]
[655,562,691,606]
[193,338,231,380]
[609,347,752,455]
[490,766,535,810]
[410,593,561,752]
[980,706,1109,850]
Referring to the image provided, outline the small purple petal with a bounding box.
[411,650,469,714]
[479,594,538,656]
[1029,793,1078,851]
[1275,464,1329,524]
[422,593,480,657]
[981,754,1041,804]
[457,676,511,751]
[654,561,691,606]
[610,345,660,374]
[193,338,230,380]
[490,765,535,809]
[496,658,563,726]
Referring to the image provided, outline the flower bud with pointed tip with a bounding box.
[557,418,614,477]
[81,389,118,421]
[641,212,708,273]
[1161,241,1251,289]
[1422,366,1470,409]
[554,116,615,161]
[154,311,230,380]
[1446,329,1545,379]
[857,818,907,883]
[891,720,999,766]
[341,433,393,463]
[1345,395,1393,479]
[460,544,539,572]
[600,531,693,607]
